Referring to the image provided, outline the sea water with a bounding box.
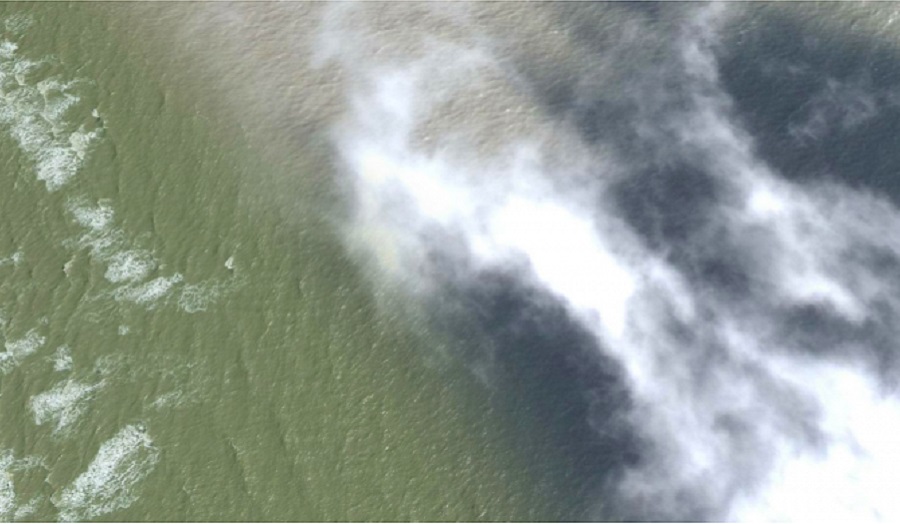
[5,3,900,522]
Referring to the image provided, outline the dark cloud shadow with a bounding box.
[718,11,900,204]
[334,4,900,519]
[423,264,643,521]
[511,4,900,373]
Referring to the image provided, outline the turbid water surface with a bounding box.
[5,3,900,522]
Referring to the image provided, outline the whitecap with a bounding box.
[0,251,22,268]
[0,38,101,191]
[0,329,45,374]
[114,273,184,306]
[54,425,159,522]
[0,449,43,521]
[29,379,103,434]
[51,345,73,372]
[104,250,156,284]
[177,281,224,313]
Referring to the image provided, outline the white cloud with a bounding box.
[325,3,900,521]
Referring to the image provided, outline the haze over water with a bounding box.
[3,2,900,521]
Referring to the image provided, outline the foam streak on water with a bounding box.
[0,28,100,191]
[0,450,43,521]
[66,198,231,312]
[0,329,45,375]
[0,251,22,268]
[51,346,73,372]
[30,379,105,435]
[0,15,180,521]
[53,425,160,522]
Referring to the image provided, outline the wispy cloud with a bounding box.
[323,3,900,520]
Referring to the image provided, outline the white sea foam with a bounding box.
[92,354,123,378]
[115,273,184,306]
[3,14,33,35]
[104,250,156,284]
[68,202,170,300]
[0,34,101,191]
[70,202,115,233]
[150,390,185,410]
[177,281,224,313]
[12,495,40,522]
[52,345,73,372]
[0,41,15,60]
[0,450,43,521]
[54,424,159,522]
[0,329,45,374]
[66,200,200,309]
[29,379,103,434]
[0,251,22,268]
[66,202,136,282]
[0,452,14,521]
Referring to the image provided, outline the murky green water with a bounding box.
[0,3,584,521]
[4,2,900,522]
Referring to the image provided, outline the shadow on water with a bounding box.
[519,4,900,364]
[707,8,900,376]
[400,6,900,521]
[718,10,900,203]
[427,264,643,521]
[419,7,900,519]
